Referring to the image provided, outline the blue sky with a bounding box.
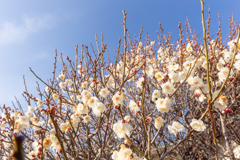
[0,0,239,110]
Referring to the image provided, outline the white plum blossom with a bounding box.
[52,93,58,99]
[214,96,228,110]
[128,100,140,113]
[178,69,188,82]
[154,117,164,129]
[234,60,240,70]
[81,90,92,104]
[57,74,65,81]
[233,145,240,159]
[168,64,179,72]
[112,147,132,160]
[218,67,233,82]
[83,115,91,123]
[60,122,69,132]
[156,97,171,113]
[194,89,206,102]
[124,116,131,123]
[99,88,110,98]
[59,82,67,88]
[113,121,132,138]
[152,90,161,102]
[92,102,106,117]
[43,137,52,149]
[183,61,192,69]
[168,121,184,135]
[44,86,50,92]
[14,116,30,132]
[25,111,33,118]
[161,81,175,95]
[187,76,204,90]
[190,119,206,132]
[81,81,88,88]
[37,99,44,107]
[112,92,124,105]
[77,103,89,114]
[87,96,99,108]
[65,79,73,86]
[136,77,145,88]
[155,71,164,81]
[186,43,193,52]
[168,71,179,83]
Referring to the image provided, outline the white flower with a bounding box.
[59,82,67,88]
[112,92,124,105]
[124,116,131,123]
[155,72,164,81]
[32,121,44,131]
[186,43,193,52]
[146,67,154,78]
[218,67,232,82]
[77,103,88,114]
[52,141,65,151]
[168,71,179,83]
[178,70,188,82]
[183,61,192,69]
[87,97,99,108]
[52,93,58,99]
[154,117,164,129]
[92,102,106,117]
[187,76,204,90]
[198,83,208,94]
[168,64,179,71]
[236,53,240,60]
[223,50,234,62]
[57,74,65,81]
[214,96,228,110]
[168,121,184,135]
[113,121,132,138]
[136,77,145,88]
[28,106,34,112]
[233,145,240,159]
[71,112,81,122]
[81,90,92,104]
[234,59,240,70]
[156,97,171,113]
[161,81,174,95]
[0,122,6,128]
[190,119,206,131]
[14,120,28,132]
[43,137,52,149]
[112,147,132,160]
[194,89,206,102]
[83,115,91,123]
[37,99,44,107]
[128,100,140,113]
[81,81,88,88]
[10,112,18,120]
[26,151,36,159]
[99,88,110,98]
[112,151,119,160]
[65,79,73,86]
[152,90,160,102]
[45,86,50,92]
[60,122,69,132]
[19,116,30,126]
[25,111,33,118]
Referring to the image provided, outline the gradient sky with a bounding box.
[0,0,239,111]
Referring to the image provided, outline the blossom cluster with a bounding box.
[0,10,240,160]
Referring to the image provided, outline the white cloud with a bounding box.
[0,15,56,45]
